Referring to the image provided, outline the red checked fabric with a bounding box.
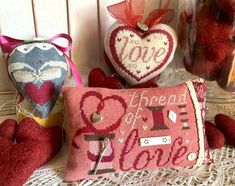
[62,80,207,182]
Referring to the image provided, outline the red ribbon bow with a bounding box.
[107,0,174,29]
[0,34,83,87]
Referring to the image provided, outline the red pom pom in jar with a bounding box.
[178,0,235,92]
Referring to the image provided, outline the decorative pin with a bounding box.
[137,22,149,32]
[91,112,103,123]
[93,138,110,175]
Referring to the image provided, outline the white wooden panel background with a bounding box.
[0,0,179,91]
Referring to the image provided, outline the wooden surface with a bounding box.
[0,0,179,91]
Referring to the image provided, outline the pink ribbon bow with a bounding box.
[0,34,83,87]
[107,0,174,29]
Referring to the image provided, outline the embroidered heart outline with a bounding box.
[80,91,127,134]
[110,26,173,82]
[106,24,176,84]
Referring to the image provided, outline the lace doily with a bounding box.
[24,145,235,186]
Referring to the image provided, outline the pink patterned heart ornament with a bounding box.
[104,22,177,85]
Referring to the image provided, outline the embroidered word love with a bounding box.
[118,36,166,63]
[105,23,177,85]
[119,129,188,171]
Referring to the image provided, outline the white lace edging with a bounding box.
[10,43,63,56]
[186,80,205,166]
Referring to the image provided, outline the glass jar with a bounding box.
[177,0,235,119]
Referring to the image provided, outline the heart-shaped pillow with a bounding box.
[8,42,68,119]
[104,22,177,85]
[0,118,64,186]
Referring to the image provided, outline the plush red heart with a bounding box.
[105,23,177,85]
[205,121,225,149]
[215,113,235,146]
[88,68,123,89]
[0,118,64,186]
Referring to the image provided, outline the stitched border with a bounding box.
[186,80,205,166]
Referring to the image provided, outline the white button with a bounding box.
[188,153,197,161]
[168,110,177,123]
[137,22,149,31]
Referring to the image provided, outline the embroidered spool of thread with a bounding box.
[84,134,116,175]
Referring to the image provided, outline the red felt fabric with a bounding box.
[205,121,225,149]
[88,68,158,89]
[0,118,64,186]
[215,114,235,147]
[88,68,123,89]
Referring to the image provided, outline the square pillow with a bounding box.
[62,80,207,182]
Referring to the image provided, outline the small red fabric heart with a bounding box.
[88,68,123,89]
[205,121,225,149]
[25,81,55,105]
[215,113,235,147]
[0,118,64,186]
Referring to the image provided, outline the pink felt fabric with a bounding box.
[62,81,206,182]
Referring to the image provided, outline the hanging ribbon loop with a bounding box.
[0,34,83,87]
[0,36,24,53]
[107,0,174,29]
[144,0,174,28]
[107,0,145,28]
[49,33,72,53]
